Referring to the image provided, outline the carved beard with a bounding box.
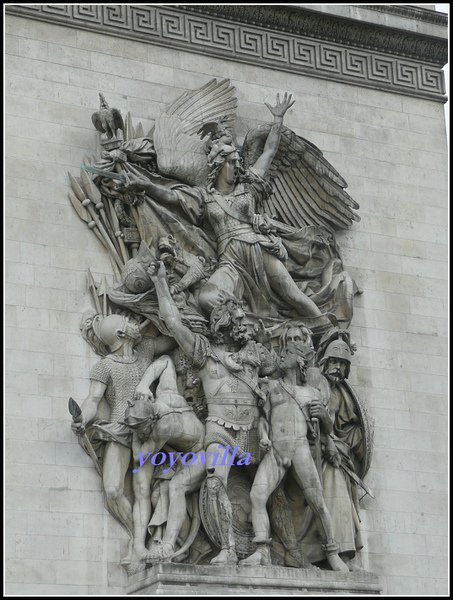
[230,320,252,345]
[325,369,344,384]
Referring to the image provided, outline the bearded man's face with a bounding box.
[230,307,252,344]
[324,358,348,383]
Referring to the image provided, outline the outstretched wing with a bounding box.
[154,78,237,186]
[242,124,360,232]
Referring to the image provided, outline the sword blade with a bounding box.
[81,164,126,183]
[340,463,375,498]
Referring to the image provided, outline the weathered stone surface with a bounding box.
[127,563,381,595]
[5,3,448,595]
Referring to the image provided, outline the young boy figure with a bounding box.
[240,340,348,572]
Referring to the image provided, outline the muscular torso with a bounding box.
[268,381,320,459]
[198,351,260,429]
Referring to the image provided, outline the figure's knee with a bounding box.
[105,484,124,503]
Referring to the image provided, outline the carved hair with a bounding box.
[281,344,308,381]
[279,327,312,380]
[206,145,239,192]
[206,145,272,204]
[279,325,314,365]
[210,297,244,343]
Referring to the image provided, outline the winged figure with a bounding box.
[113,81,359,332]
[70,79,361,333]
[67,78,371,573]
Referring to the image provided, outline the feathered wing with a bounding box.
[242,124,360,232]
[109,108,124,134]
[91,112,106,134]
[153,78,238,186]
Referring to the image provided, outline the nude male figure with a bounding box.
[241,341,348,572]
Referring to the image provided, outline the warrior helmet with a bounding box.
[122,398,155,430]
[92,314,130,353]
[319,338,353,366]
[121,241,156,294]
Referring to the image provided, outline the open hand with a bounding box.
[265,92,295,119]
[254,319,271,344]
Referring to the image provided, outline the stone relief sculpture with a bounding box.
[241,330,348,572]
[68,78,373,576]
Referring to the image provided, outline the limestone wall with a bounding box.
[5,13,448,595]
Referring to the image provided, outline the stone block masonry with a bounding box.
[5,6,448,595]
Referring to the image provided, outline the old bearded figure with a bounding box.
[68,79,372,572]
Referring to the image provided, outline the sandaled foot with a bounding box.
[284,548,316,570]
[239,545,271,566]
[210,548,238,565]
[347,559,364,572]
[143,542,174,565]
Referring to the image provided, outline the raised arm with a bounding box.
[118,172,180,205]
[252,92,295,178]
[148,261,197,357]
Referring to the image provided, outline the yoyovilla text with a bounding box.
[133,445,251,474]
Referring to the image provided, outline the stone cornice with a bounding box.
[363,5,448,26]
[5,4,447,102]
[181,5,448,65]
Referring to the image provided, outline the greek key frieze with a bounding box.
[5,4,446,101]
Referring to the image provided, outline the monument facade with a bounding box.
[5,4,448,595]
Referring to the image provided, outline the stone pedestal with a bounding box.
[127,564,382,595]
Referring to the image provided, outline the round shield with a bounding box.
[199,466,256,559]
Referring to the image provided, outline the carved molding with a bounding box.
[362,5,448,25]
[5,4,447,101]
[182,5,448,65]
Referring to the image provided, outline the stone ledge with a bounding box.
[5,5,447,102]
[127,563,382,595]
